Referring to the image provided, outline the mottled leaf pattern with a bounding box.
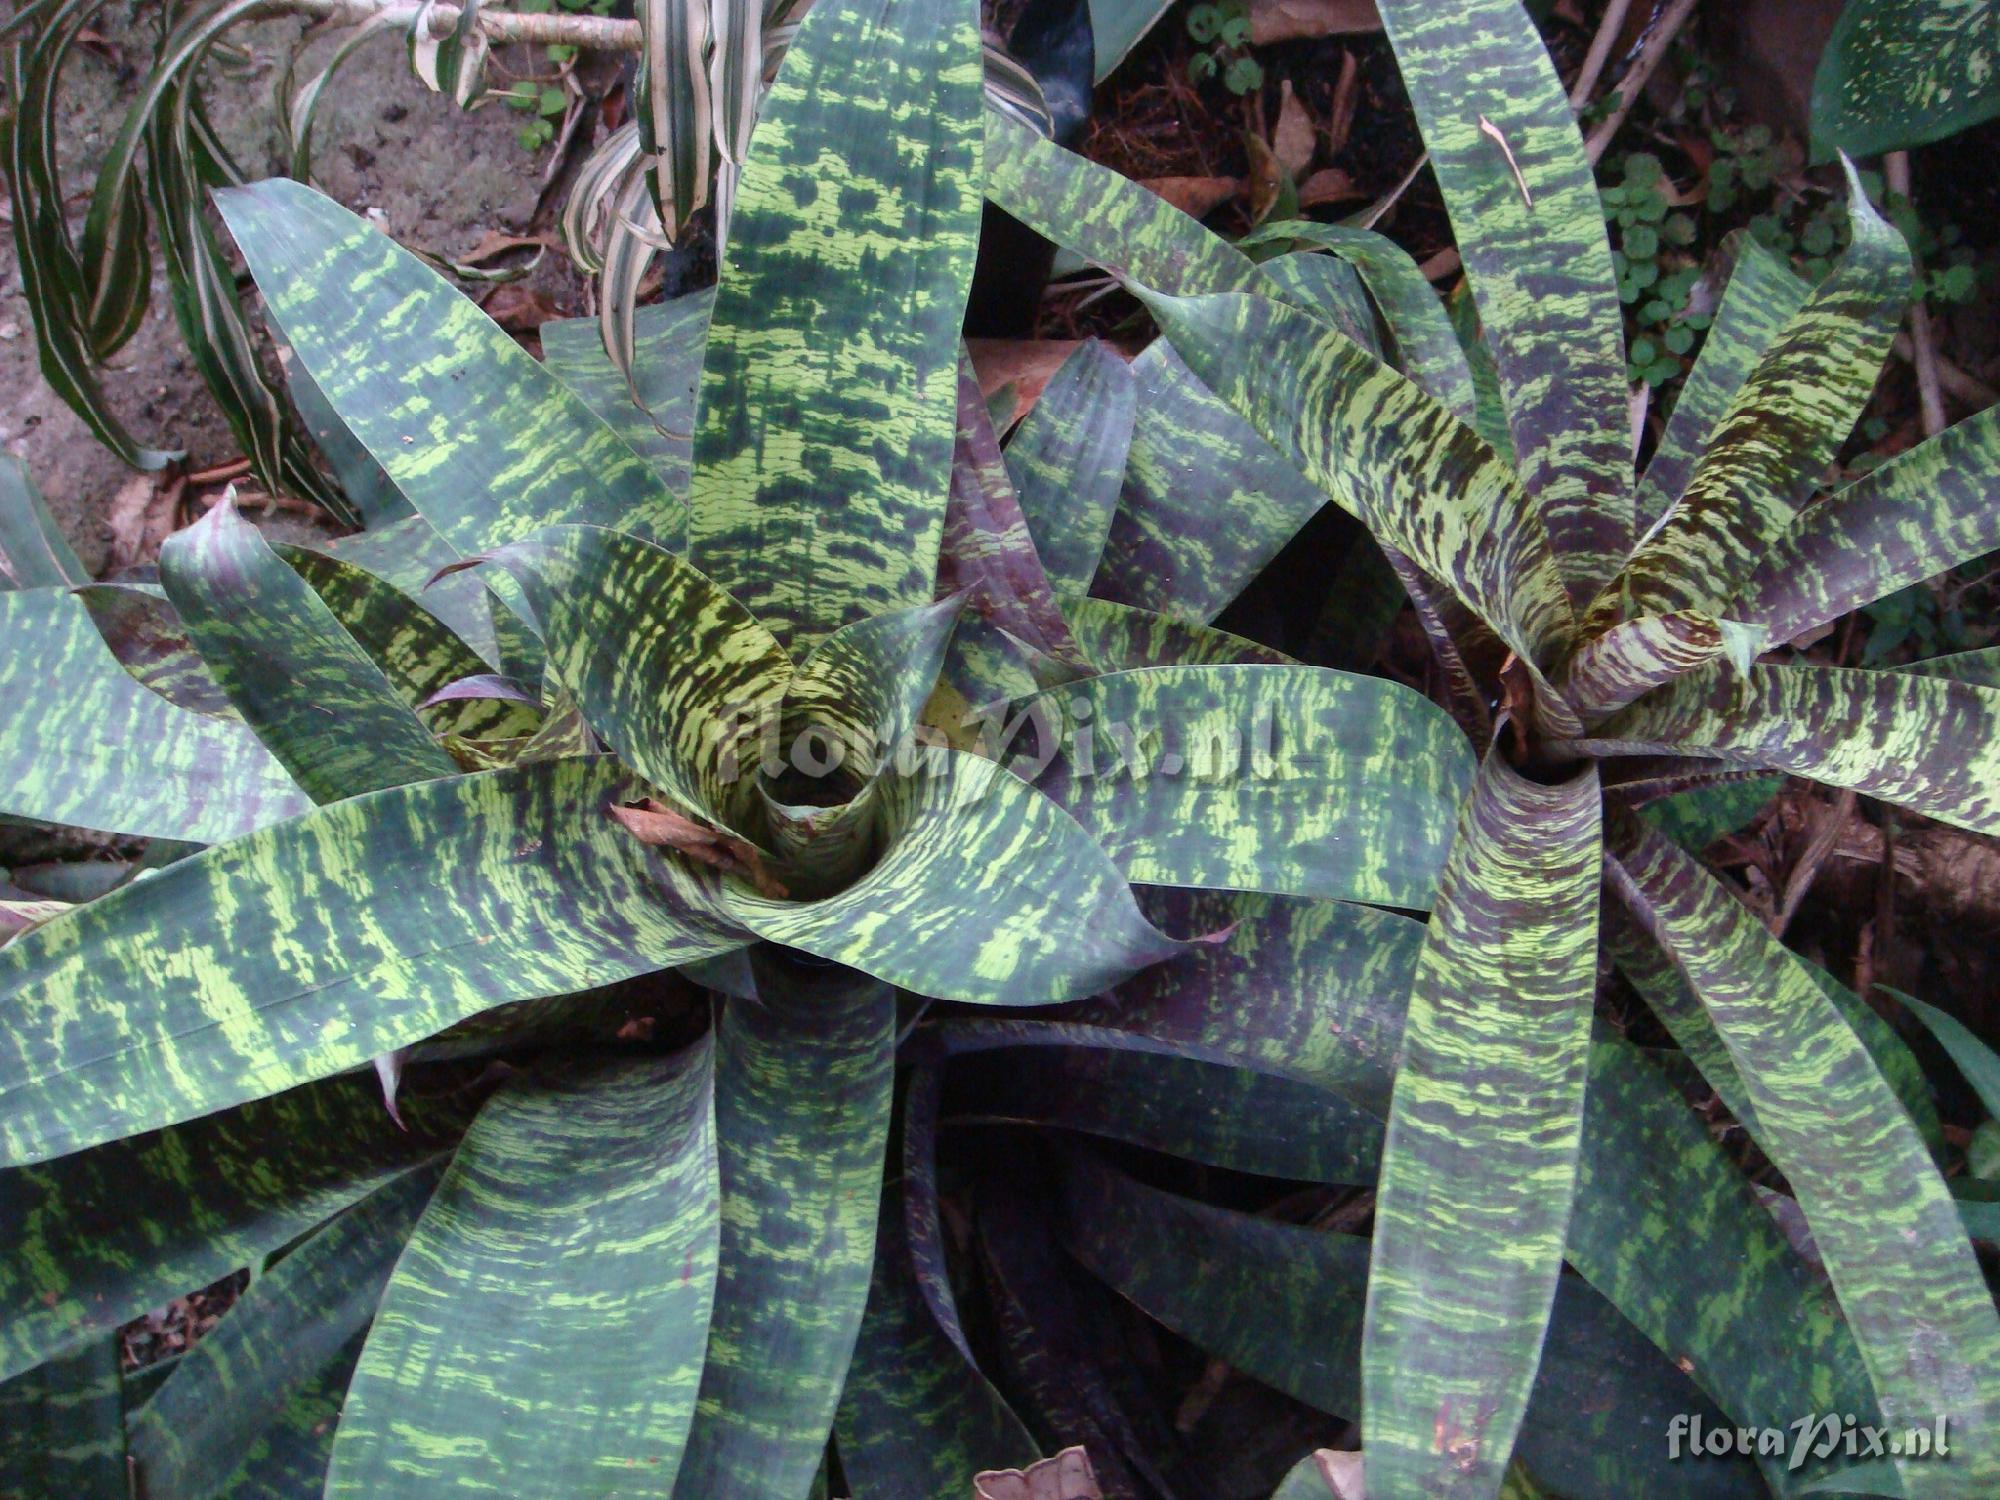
[0,1335,124,1497]
[834,1177,1039,1497]
[484,523,791,835]
[1002,339,1137,595]
[216,179,679,556]
[1576,661,2000,835]
[160,497,457,802]
[674,961,893,1498]
[1059,596,1290,672]
[1811,0,2000,156]
[132,1166,439,1499]
[0,586,309,842]
[329,1051,720,1494]
[1608,817,2000,1496]
[942,349,1090,670]
[1375,0,1630,593]
[0,759,740,1165]
[1095,340,1329,623]
[688,0,983,653]
[718,750,1188,1005]
[539,290,715,509]
[1734,402,2000,645]
[1363,755,1601,1499]
[0,1073,466,1382]
[1556,610,1755,726]
[1015,664,1472,908]
[1632,237,1809,533]
[1596,171,1911,627]
[1137,288,1575,681]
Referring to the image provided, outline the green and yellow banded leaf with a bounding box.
[1001,338,1136,595]
[328,1050,720,1495]
[160,497,457,803]
[1014,664,1472,909]
[0,1334,125,1497]
[1363,755,1602,1499]
[0,1072,468,1383]
[214,179,679,557]
[0,586,309,842]
[1375,0,1630,593]
[688,0,983,653]
[1595,169,1911,628]
[1632,237,1810,533]
[1576,661,2000,836]
[132,1166,439,1500]
[674,961,894,1498]
[0,758,742,1166]
[1608,817,2000,1497]
[1733,402,2000,647]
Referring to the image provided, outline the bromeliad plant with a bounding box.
[977,0,2000,1493]
[3,3,1999,1500]
[0,0,1473,1492]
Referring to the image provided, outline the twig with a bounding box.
[186,456,252,485]
[1885,151,1948,437]
[1583,0,1702,166]
[259,0,644,50]
[1772,787,1856,938]
[1568,0,1633,108]
[1891,332,1998,408]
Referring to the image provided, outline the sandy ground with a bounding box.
[0,9,556,571]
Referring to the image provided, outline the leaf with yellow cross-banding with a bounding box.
[160,496,458,804]
[1631,236,1810,534]
[0,586,309,842]
[1000,338,1135,596]
[131,1164,441,1500]
[1372,0,1630,595]
[672,957,893,1499]
[1012,663,1472,910]
[1591,167,1911,631]
[1362,753,1602,1499]
[1731,401,2000,647]
[687,0,984,654]
[1573,661,2000,836]
[327,1049,720,1495]
[0,757,746,1167]
[1607,816,2000,1498]
[214,178,681,557]
[0,1070,470,1384]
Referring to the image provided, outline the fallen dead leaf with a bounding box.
[1274,81,1317,177]
[478,282,562,337]
[104,471,182,573]
[966,339,1082,416]
[1139,175,1243,219]
[459,228,552,265]
[1297,167,1364,207]
[1324,48,1363,155]
[609,799,788,898]
[1243,132,1285,225]
[1249,0,1379,46]
[974,1446,1104,1500]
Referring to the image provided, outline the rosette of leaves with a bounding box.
[0,0,1490,1491]
[978,0,2000,1493]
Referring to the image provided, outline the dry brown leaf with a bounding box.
[459,229,551,265]
[104,471,182,573]
[608,799,788,898]
[1325,48,1363,155]
[1296,168,1364,207]
[479,282,562,335]
[965,339,1081,415]
[1138,175,1243,220]
[1249,0,1379,46]
[1243,133,1284,226]
[1274,82,1317,177]
[974,1446,1104,1500]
